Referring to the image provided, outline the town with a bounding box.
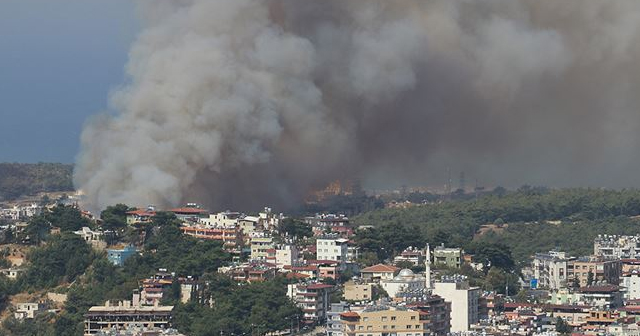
[2,188,640,336]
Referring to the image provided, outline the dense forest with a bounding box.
[354,187,640,265]
[0,163,73,201]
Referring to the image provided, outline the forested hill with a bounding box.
[0,163,74,201]
[353,188,640,264]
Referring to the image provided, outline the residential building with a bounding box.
[200,211,242,228]
[433,245,463,268]
[594,234,640,260]
[622,269,640,301]
[14,302,45,320]
[532,250,574,289]
[305,214,350,237]
[407,296,451,335]
[276,244,299,270]
[340,299,450,336]
[125,207,156,225]
[0,267,25,279]
[107,246,138,266]
[570,256,621,287]
[180,225,242,250]
[168,206,208,223]
[393,247,425,266]
[288,282,333,324]
[84,294,174,335]
[251,235,275,260]
[73,226,106,250]
[327,302,349,336]
[344,281,374,301]
[316,235,349,264]
[577,285,623,309]
[1,203,42,220]
[238,216,260,236]
[227,263,277,283]
[432,275,480,332]
[360,264,400,282]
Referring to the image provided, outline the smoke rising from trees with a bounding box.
[74,0,640,211]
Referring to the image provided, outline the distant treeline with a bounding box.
[0,163,74,201]
[353,187,640,264]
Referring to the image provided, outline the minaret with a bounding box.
[425,244,432,290]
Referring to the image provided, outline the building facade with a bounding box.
[432,276,480,332]
[532,250,574,289]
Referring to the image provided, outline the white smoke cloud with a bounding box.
[75,0,640,211]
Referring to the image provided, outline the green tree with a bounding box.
[23,215,50,245]
[556,316,572,334]
[279,218,313,239]
[100,204,130,244]
[45,205,92,232]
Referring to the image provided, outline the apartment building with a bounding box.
[394,247,425,266]
[433,245,463,268]
[594,234,640,259]
[433,275,480,332]
[570,256,621,287]
[83,294,173,335]
[344,281,374,301]
[180,225,242,251]
[532,250,574,289]
[287,283,333,324]
[340,299,451,336]
[250,235,275,260]
[316,235,349,264]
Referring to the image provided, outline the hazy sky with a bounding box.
[0,0,137,163]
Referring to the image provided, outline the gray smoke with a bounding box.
[75,0,640,211]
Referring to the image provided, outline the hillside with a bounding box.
[353,188,640,265]
[0,163,74,201]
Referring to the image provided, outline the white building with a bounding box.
[14,302,45,320]
[276,244,299,269]
[200,211,241,228]
[73,227,106,249]
[621,270,640,301]
[250,234,274,261]
[532,250,574,290]
[594,234,640,260]
[433,275,480,332]
[316,235,349,263]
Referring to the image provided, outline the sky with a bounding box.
[0,0,137,163]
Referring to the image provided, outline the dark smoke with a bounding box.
[74,0,640,211]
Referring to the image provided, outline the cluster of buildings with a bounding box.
[0,203,42,221]
[503,234,640,335]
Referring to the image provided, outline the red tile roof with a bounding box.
[286,272,311,279]
[340,312,360,318]
[126,209,156,216]
[361,264,400,273]
[169,207,208,214]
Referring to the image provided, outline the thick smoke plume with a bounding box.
[75,0,640,211]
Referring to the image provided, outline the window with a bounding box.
[391,326,396,329]
[358,327,363,331]
[363,317,369,322]
[383,326,388,329]
[415,325,420,329]
[410,316,416,320]
[407,325,412,329]
[391,316,396,321]
[382,317,387,322]
[367,326,372,331]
